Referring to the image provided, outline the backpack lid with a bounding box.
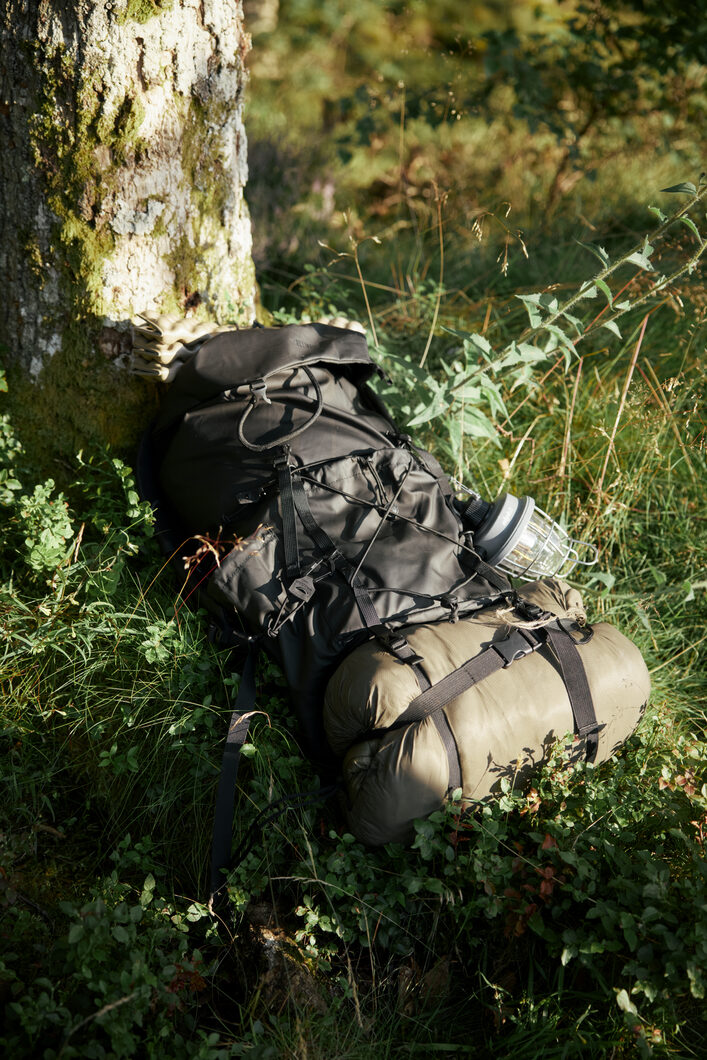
[154,323,376,434]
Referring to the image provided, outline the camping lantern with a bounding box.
[458,489,598,581]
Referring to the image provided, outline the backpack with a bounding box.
[138,322,649,900]
[147,323,512,756]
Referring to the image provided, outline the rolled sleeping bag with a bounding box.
[323,578,650,846]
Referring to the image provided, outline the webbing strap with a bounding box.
[376,628,432,694]
[386,620,599,789]
[464,548,513,595]
[389,627,543,731]
[209,642,258,908]
[546,625,599,762]
[290,475,383,631]
[432,712,462,790]
[276,455,301,579]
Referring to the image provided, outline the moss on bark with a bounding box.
[2,1,253,474]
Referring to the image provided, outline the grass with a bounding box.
[2,5,706,1054]
[1,198,705,1055]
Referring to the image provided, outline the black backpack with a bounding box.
[140,322,516,896]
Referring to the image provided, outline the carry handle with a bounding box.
[237,366,324,452]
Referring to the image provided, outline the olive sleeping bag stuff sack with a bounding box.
[325,577,651,845]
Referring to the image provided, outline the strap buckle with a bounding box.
[249,378,271,406]
[512,597,552,623]
[374,626,425,665]
[288,576,315,603]
[492,628,543,668]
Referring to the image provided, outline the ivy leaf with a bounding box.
[577,240,610,266]
[601,320,622,339]
[660,182,697,195]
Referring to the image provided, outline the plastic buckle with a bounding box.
[514,599,551,623]
[325,548,346,573]
[374,627,425,665]
[493,629,541,667]
[288,576,315,603]
[249,378,271,406]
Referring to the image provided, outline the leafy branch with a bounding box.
[395,180,706,448]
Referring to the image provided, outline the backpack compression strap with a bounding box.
[384,619,599,790]
[208,640,340,916]
[209,641,258,909]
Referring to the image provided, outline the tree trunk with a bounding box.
[0,0,254,458]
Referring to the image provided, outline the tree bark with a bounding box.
[0,0,254,456]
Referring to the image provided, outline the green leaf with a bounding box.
[677,215,702,241]
[595,279,613,305]
[68,923,85,944]
[463,333,493,358]
[447,414,462,455]
[515,342,548,363]
[648,205,668,223]
[464,407,501,443]
[479,382,508,420]
[458,385,481,402]
[601,320,622,339]
[544,323,576,363]
[516,293,544,328]
[560,310,584,336]
[407,392,448,427]
[578,281,599,299]
[615,988,638,1015]
[577,240,610,267]
[627,251,654,271]
[587,570,615,592]
[140,874,156,909]
[660,182,697,195]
